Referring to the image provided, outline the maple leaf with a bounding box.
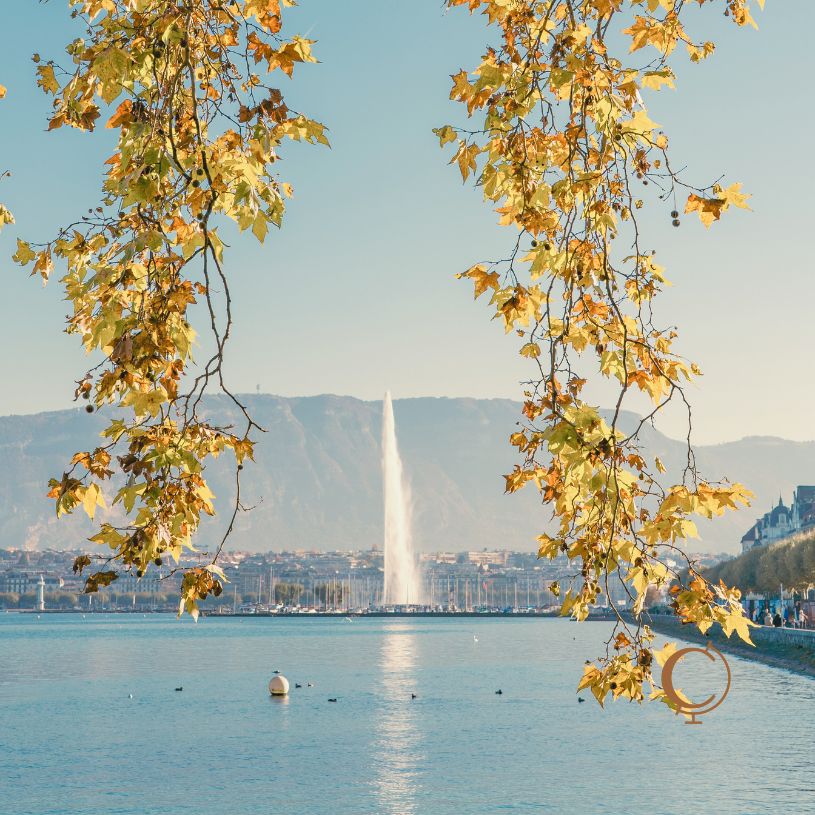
[12,240,35,266]
[715,182,752,211]
[685,193,724,227]
[36,64,59,95]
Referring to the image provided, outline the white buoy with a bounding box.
[268,675,290,696]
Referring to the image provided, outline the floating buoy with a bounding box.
[269,675,290,696]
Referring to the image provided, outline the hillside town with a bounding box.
[740,485,815,552]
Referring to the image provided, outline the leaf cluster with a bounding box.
[13,0,325,619]
[441,0,764,705]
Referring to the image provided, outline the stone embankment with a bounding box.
[643,613,815,678]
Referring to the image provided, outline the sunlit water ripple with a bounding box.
[0,615,812,815]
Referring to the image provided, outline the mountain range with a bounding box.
[1,394,812,554]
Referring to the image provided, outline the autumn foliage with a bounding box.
[14,0,326,619]
[3,0,769,710]
[438,0,763,706]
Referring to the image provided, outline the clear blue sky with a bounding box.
[0,1,811,444]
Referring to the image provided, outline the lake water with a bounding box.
[0,615,812,815]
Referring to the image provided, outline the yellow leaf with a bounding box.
[622,109,660,136]
[252,213,268,242]
[36,64,60,95]
[685,194,724,228]
[722,610,756,645]
[81,483,105,520]
[433,125,457,146]
[641,70,675,91]
[195,481,216,515]
[115,482,146,514]
[716,182,751,211]
[13,240,36,266]
[653,641,677,667]
[458,264,499,299]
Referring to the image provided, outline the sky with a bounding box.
[0,0,812,445]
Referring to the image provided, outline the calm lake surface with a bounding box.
[1,615,812,815]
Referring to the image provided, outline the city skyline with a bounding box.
[2,543,727,614]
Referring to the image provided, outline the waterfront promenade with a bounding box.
[645,613,815,677]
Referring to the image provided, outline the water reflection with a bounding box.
[374,624,423,815]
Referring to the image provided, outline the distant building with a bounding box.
[791,485,815,529]
[741,486,815,553]
[0,571,64,594]
[458,551,509,568]
[116,572,164,595]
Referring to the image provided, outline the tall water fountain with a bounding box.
[382,392,423,606]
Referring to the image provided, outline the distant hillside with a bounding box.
[0,395,812,554]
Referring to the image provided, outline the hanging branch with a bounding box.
[16,0,327,619]
[439,0,763,706]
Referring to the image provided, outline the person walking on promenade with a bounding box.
[800,608,809,629]
[773,612,783,627]
[764,610,773,626]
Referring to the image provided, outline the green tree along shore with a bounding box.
[703,533,815,595]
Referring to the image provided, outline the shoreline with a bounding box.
[3,608,576,619]
[642,614,815,679]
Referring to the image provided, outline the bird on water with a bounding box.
[495,689,503,695]
[328,698,338,703]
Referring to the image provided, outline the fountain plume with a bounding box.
[382,392,422,605]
